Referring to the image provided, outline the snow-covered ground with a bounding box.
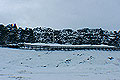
[0,47,120,80]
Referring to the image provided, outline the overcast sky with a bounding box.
[0,0,120,30]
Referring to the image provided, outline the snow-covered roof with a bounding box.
[22,43,115,48]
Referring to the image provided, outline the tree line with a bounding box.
[0,24,120,47]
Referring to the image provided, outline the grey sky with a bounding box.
[0,0,120,30]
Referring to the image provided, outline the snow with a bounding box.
[0,47,120,80]
[23,43,115,47]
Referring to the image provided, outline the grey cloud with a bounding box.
[0,0,120,30]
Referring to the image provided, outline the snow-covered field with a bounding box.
[0,47,120,80]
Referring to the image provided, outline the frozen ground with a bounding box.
[0,47,120,80]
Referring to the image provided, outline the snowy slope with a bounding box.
[0,47,120,80]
